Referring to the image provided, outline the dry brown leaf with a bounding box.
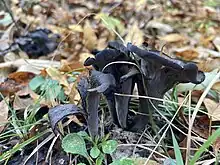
[0,79,24,96]
[213,36,220,52]
[13,94,33,111]
[125,22,144,46]
[198,58,220,72]
[60,60,84,72]
[135,0,147,11]
[46,67,69,87]
[68,24,83,32]
[204,98,220,121]
[0,98,9,133]
[8,72,35,85]
[200,35,215,47]
[83,20,97,51]
[193,115,210,138]
[213,136,220,154]
[212,82,220,92]
[159,33,186,43]
[175,49,199,61]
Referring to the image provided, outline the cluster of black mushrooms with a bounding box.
[49,41,205,139]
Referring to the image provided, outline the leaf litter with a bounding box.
[0,0,220,164]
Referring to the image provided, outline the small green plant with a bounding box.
[29,75,66,103]
[61,131,118,165]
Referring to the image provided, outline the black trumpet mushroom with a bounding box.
[76,41,205,138]
[15,28,60,58]
[83,42,138,130]
[77,70,116,139]
[127,43,205,130]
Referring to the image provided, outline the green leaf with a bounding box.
[0,13,13,27]
[204,0,220,7]
[110,158,134,165]
[190,128,220,165]
[77,163,86,165]
[171,129,184,165]
[95,13,124,33]
[62,133,89,158]
[96,154,104,165]
[90,146,100,158]
[39,78,66,102]
[102,140,118,154]
[77,131,89,138]
[29,76,45,91]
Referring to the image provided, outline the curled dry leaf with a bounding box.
[212,81,220,92]
[158,33,186,43]
[0,79,25,96]
[198,58,220,72]
[0,98,9,133]
[60,60,84,72]
[83,20,97,51]
[125,22,144,46]
[200,35,215,47]
[192,115,210,139]
[146,20,174,34]
[8,71,35,85]
[175,49,199,61]
[204,98,220,121]
[213,36,220,52]
[13,94,33,111]
[213,136,220,154]
[46,67,69,87]
[0,71,35,96]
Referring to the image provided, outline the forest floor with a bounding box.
[0,0,220,165]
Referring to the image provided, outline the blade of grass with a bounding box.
[0,129,51,161]
[190,128,220,165]
[171,128,184,165]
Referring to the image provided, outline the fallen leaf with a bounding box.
[13,94,33,110]
[197,47,220,58]
[125,22,144,46]
[200,35,215,47]
[83,20,97,51]
[135,0,147,11]
[68,24,83,32]
[0,79,24,96]
[60,60,84,72]
[146,20,173,34]
[213,36,220,52]
[46,67,69,87]
[212,82,220,92]
[193,115,210,138]
[198,58,220,72]
[204,98,220,121]
[8,71,35,85]
[213,136,220,154]
[175,49,199,61]
[159,33,186,43]
[0,12,13,28]
[95,13,124,34]
[0,98,9,133]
